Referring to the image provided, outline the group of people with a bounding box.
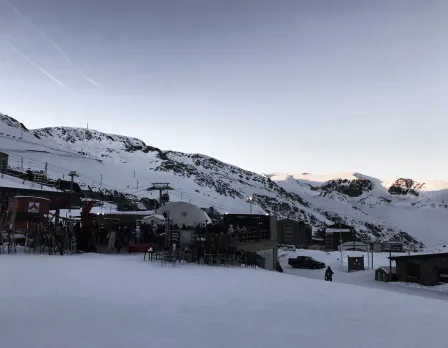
[105,226,126,253]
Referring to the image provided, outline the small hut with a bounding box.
[375,266,397,282]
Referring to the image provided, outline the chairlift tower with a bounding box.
[147,183,173,207]
[68,171,78,212]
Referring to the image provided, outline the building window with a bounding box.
[283,226,292,243]
[438,268,448,283]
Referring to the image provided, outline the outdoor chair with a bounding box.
[143,249,155,261]
[161,251,178,267]
[204,253,213,265]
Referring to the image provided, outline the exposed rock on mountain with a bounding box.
[316,178,373,197]
[388,178,419,196]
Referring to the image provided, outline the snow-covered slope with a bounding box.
[1,113,447,247]
[3,254,448,348]
[268,172,448,246]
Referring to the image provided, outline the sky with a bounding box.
[0,0,447,180]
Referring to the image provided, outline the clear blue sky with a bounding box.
[0,0,447,180]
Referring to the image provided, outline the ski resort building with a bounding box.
[339,241,369,252]
[389,252,448,286]
[2,195,52,230]
[277,218,312,248]
[222,213,278,271]
[0,173,82,210]
[324,223,355,251]
[0,185,80,210]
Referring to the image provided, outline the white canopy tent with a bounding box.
[156,202,211,227]
[140,214,166,225]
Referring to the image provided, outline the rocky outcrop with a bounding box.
[317,178,373,197]
[0,113,28,131]
[388,178,419,196]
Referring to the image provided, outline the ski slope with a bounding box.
[0,253,447,348]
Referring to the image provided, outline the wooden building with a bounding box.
[389,253,448,286]
[375,266,397,282]
[3,195,51,230]
[0,186,81,210]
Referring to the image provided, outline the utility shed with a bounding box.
[375,266,397,282]
[389,253,448,286]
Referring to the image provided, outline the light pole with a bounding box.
[246,196,253,213]
[339,220,343,268]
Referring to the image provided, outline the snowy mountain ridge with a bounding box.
[268,172,448,196]
[1,113,447,247]
[33,126,149,158]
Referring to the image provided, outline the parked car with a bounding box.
[288,256,325,269]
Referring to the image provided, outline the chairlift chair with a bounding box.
[161,192,170,204]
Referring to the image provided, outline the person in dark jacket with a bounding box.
[276,261,284,273]
[116,227,124,253]
[325,266,334,282]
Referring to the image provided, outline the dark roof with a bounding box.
[389,252,448,261]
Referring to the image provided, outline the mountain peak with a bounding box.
[0,114,28,132]
[31,126,153,156]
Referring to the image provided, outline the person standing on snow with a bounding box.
[325,266,334,282]
[135,223,141,244]
[107,229,116,253]
[276,261,284,273]
[116,227,124,253]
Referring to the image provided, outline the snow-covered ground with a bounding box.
[279,249,448,300]
[1,253,448,348]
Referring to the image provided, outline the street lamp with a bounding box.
[339,220,343,268]
[246,196,253,213]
